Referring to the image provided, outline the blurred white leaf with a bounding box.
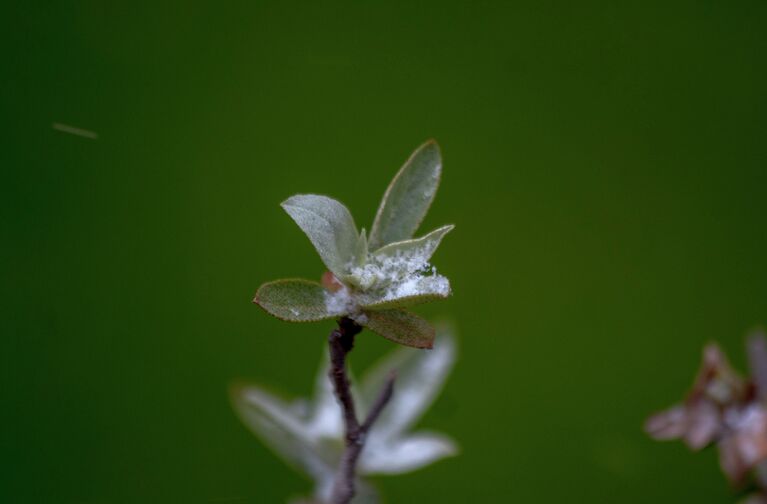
[231,384,338,483]
[232,324,459,502]
[359,324,456,439]
[360,432,458,474]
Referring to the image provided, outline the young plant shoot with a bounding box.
[254,140,451,349]
[251,140,454,504]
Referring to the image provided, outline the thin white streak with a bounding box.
[52,122,98,139]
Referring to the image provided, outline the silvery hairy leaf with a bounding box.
[282,195,359,279]
[254,279,338,322]
[368,140,442,250]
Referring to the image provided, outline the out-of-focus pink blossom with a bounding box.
[647,332,767,496]
[645,344,748,451]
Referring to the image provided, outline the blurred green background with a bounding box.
[3,1,767,502]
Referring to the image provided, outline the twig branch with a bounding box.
[328,318,361,436]
[361,371,395,432]
[328,317,396,504]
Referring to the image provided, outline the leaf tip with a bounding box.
[252,285,265,305]
[278,196,294,210]
[228,380,248,403]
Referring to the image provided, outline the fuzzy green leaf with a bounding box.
[356,276,451,311]
[281,195,358,278]
[368,140,442,250]
[362,309,435,349]
[254,279,337,322]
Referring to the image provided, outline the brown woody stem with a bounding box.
[328,317,396,504]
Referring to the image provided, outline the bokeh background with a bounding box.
[4,1,767,502]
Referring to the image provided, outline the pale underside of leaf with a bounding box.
[361,309,435,349]
[230,384,338,482]
[368,140,442,250]
[360,432,458,475]
[358,323,457,440]
[371,224,454,260]
[356,275,451,311]
[254,279,337,322]
[281,194,358,279]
